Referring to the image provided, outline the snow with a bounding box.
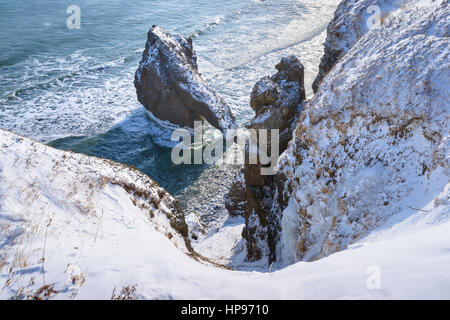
[0,129,190,299]
[62,217,450,299]
[136,25,237,132]
[192,217,245,267]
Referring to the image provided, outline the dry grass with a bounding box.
[338,198,348,215]
[27,284,58,300]
[111,284,138,300]
[0,254,7,271]
[12,249,28,269]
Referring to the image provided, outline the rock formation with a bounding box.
[312,0,403,93]
[226,56,306,262]
[135,25,236,131]
[255,0,449,266]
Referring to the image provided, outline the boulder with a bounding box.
[135,25,236,131]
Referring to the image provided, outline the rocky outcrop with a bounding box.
[312,0,403,93]
[135,25,236,131]
[226,56,306,262]
[224,172,247,217]
[249,56,306,151]
[268,0,449,266]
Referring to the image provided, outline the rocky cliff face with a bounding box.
[271,0,449,266]
[226,56,306,263]
[312,0,403,93]
[233,0,448,267]
[135,25,236,131]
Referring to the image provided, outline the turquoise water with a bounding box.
[0,0,338,195]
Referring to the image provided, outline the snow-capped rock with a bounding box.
[312,0,403,93]
[0,129,193,299]
[249,56,306,151]
[134,25,236,131]
[270,0,449,266]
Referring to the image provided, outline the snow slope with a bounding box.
[0,129,193,299]
[46,208,450,299]
[312,0,404,92]
[0,129,449,299]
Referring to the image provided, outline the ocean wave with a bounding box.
[0,55,127,102]
[189,0,266,39]
[191,0,337,72]
[223,23,328,71]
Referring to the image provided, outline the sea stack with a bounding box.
[134,25,236,131]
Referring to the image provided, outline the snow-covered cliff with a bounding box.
[2,123,448,299]
[270,0,449,266]
[0,129,193,299]
[226,56,306,263]
[312,0,405,92]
